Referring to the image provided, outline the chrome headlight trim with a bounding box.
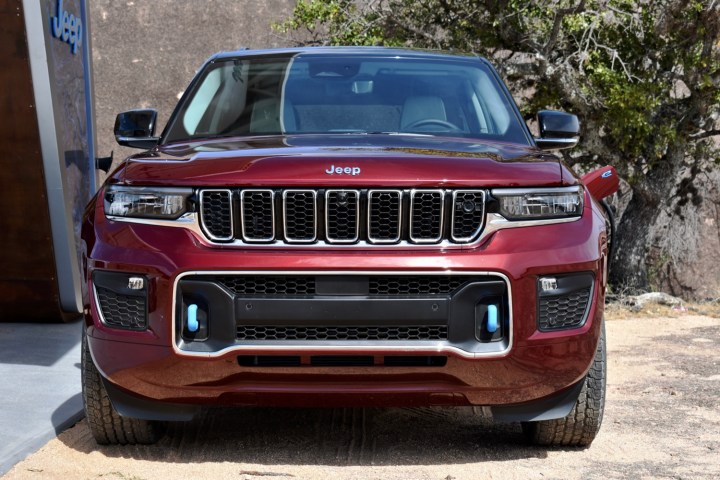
[103,185,192,220]
[491,186,583,221]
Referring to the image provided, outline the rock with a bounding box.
[622,292,684,311]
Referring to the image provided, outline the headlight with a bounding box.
[104,186,192,219]
[491,186,583,220]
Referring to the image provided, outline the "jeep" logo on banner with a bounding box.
[50,0,83,55]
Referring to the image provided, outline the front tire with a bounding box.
[81,331,165,445]
[522,321,606,447]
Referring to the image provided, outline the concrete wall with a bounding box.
[90,0,296,170]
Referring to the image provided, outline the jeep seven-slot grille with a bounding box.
[199,188,486,245]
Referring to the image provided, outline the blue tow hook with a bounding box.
[188,304,199,332]
[487,304,498,333]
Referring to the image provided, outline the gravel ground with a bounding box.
[4,315,719,480]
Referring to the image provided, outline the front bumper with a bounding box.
[83,196,607,416]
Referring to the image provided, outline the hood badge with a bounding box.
[325,165,361,176]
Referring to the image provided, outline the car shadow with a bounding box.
[51,393,84,435]
[59,406,553,465]
[0,320,82,367]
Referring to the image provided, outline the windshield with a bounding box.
[163,53,530,145]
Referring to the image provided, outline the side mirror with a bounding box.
[534,110,579,150]
[114,109,160,149]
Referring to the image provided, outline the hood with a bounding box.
[116,134,569,188]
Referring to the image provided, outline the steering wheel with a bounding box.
[405,118,462,132]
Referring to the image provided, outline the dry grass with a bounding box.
[605,299,720,320]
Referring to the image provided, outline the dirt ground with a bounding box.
[4,314,719,480]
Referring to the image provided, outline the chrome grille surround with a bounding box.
[409,189,445,243]
[195,188,490,246]
[325,189,360,243]
[171,270,514,359]
[199,189,234,241]
[240,189,275,242]
[367,189,402,244]
[451,190,487,242]
[283,189,317,243]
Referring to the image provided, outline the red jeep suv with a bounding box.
[81,47,617,447]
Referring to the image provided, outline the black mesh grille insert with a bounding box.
[369,276,469,295]
[284,190,316,242]
[368,190,401,242]
[452,191,485,241]
[209,275,472,296]
[410,190,444,242]
[326,190,359,242]
[96,287,147,330]
[216,276,317,295]
[200,190,233,240]
[236,325,448,341]
[241,190,274,241]
[538,287,591,330]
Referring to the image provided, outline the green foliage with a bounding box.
[276,0,720,178]
[273,0,395,47]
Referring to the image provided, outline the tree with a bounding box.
[276,0,720,299]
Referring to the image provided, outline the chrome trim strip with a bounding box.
[325,189,360,244]
[106,210,582,249]
[283,189,318,243]
[171,270,513,359]
[491,186,582,196]
[240,189,275,242]
[92,283,110,328]
[535,137,579,150]
[367,189,402,244]
[450,190,486,243]
[481,213,581,239]
[409,189,444,244]
[199,189,234,242]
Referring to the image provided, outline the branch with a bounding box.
[543,0,587,56]
[385,11,443,48]
[689,129,720,140]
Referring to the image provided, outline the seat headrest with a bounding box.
[401,96,447,129]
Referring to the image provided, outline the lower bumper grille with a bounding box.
[214,274,472,296]
[236,325,448,341]
[175,272,510,356]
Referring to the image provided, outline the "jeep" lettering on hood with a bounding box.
[325,165,361,176]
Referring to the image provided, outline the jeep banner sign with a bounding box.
[0,0,97,319]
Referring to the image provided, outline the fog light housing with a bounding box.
[92,271,149,331]
[537,273,594,331]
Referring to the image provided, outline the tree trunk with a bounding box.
[610,151,720,300]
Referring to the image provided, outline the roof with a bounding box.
[209,46,485,63]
